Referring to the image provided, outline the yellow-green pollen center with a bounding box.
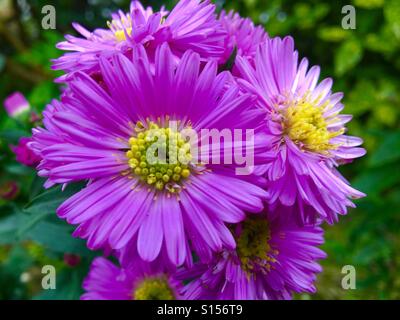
[114,28,132,42]
[282,96,344,154]
[235,218,277,274]
[134,276,175,300]
[126,120,192,193]
[107,19,132,42]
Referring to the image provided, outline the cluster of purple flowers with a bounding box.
[31,0,366,300]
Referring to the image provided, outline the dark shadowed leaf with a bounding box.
[369,132,400,167]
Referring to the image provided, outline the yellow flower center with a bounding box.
[107,19,132,42]
[235,217,276,274]
[134,276,175,300]
[282,96,343,154]
[114,28,132,41]
[126,120,192,193]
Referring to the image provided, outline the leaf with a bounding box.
[334,38,363,76]
[354,0,384,9]
[24,183,84,216]
[353,165,400,195]
[28,81,59,111]
[24,220,92,256]
[0,129,29,144]
[384,0,400,40]
[29,176,46,201]
[344,80,376,116]
[219,46,237,72]
[4,164,33,176]
[368,132,400,167]
[34,269,83,300]
[0,215,19,244]
[21,183,85,236]
[318,26,349,42]
[3,246,34,275]
[0,54,5,72]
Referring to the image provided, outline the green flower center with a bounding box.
[126,120,192,193]
[235,217,276,274]
[133,276,175,300]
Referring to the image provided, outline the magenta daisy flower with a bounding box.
[82,257,182,300]
[179,211,326,300]
[53,0,226,79]
[236,36,366,225]
[219,10,268,62]
[32,44,268,267]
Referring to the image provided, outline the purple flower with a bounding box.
[53,0,226,80]
[236,36,366,225]
[3,92,30,118]
[82,256,182,300]
[179,211,326,300]
[11,137,41,167]
[32,44,268,267]
[219,10,268,62]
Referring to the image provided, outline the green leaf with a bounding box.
[353,165,400,195]
[4,164,34,176]
[28,81,59,111]
[318,26,349,42]
[21,183,85,236]
[24,183,84,216]
[0,129,29,144]
[25,221,92,256]
[0,215,19,244]
[29,176,46,201]
[384,0,400,40]
[354,0,384,9]
[335,38,363,76]
[34,269,83,300]
[0,54,5,72]
[344,80,376,116]
[368,132,400,167]
[219,47,237,72]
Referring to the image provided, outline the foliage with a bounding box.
[0,0,399,299]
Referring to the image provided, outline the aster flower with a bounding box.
[3,92,30,118]
[11,137,41,167]
[219,10,268,62]
[53,0,226,80]
[82,257,182,300]
[32,44,268,267]
[236,36,366,225]
[179,212,326,300]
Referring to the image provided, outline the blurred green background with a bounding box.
[0,0,399,299]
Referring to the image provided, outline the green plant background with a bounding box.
[0,0,399,299]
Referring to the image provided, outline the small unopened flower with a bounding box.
[29,112,42,125]
[63,253,81,267]
[11,137,41,167]
[0,181,19,200]
[3,92,30,118]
